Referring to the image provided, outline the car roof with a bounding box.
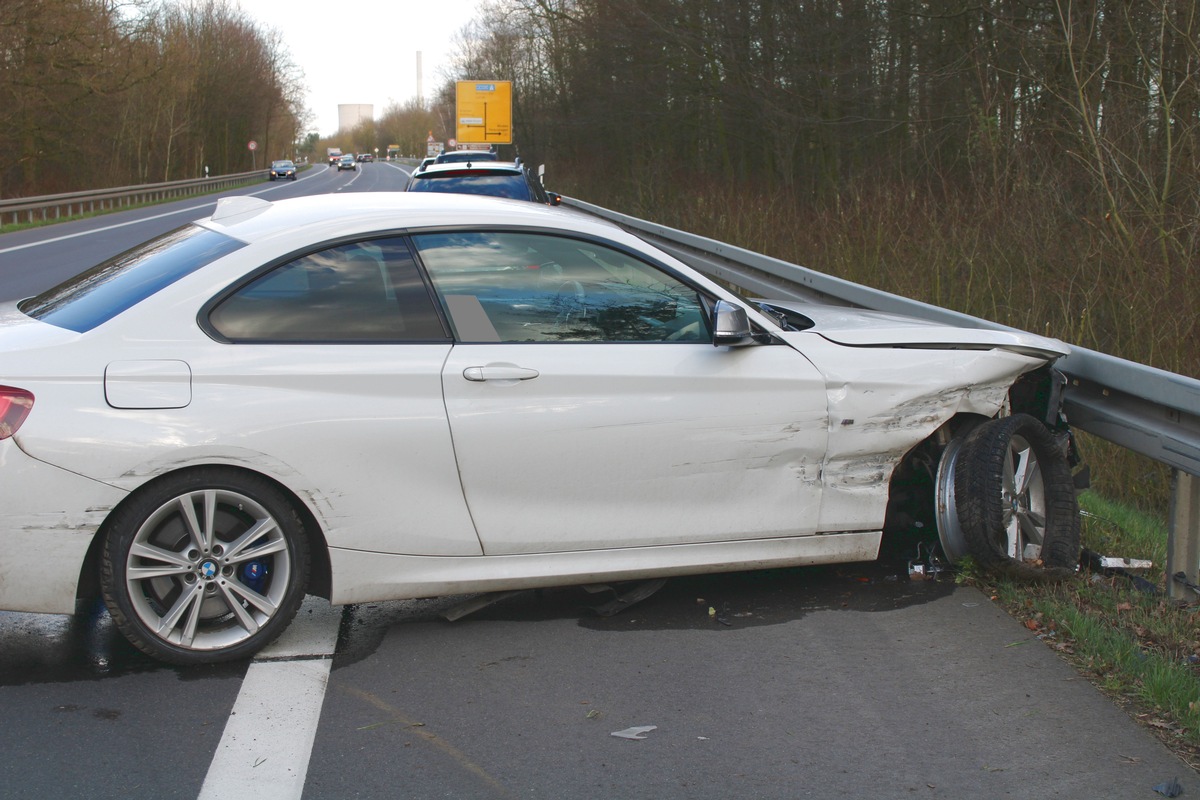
[197,193,598,246]
[437,149,497,158]
[412,161,523,177]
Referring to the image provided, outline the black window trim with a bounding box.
[197,224,747,347]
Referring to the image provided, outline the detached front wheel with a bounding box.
[942,414,1079,576]
[101,469,310,664]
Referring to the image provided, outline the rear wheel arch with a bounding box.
[96,464,335,663]
[81,465,332,607]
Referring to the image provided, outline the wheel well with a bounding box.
[882,366,1074,553]
[75,465,333,604]
[882,412,988,550]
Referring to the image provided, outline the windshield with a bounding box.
[18,225,244,332]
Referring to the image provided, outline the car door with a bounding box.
[414,230,830,555]
[202,236,482,557]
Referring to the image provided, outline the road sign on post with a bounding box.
[455,81,512,145]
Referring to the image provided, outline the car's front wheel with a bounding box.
[948,414,1080,577]
[100,468,310,664]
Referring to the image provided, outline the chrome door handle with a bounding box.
[463,366,541,382]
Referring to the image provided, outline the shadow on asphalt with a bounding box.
[0,597,247,686]
[333,538,957,668]
[0,535,954,683]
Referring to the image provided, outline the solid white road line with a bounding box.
[0,179,303,255]
[197,597,342,800]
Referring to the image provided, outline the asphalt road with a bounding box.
[0,170,1195,798]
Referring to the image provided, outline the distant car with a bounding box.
[406,161,559,204]
[328,153,342,166]
[435,150,498,164]
[0,192,1079,664]
[357,153,374,162]
[337,154,357,171]
[268,160,296,181]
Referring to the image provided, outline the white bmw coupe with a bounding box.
[0,193,1081,663]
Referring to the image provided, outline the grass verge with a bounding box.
[967,492,1200,767]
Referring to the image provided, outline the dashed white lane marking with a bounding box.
[198,596,342,800]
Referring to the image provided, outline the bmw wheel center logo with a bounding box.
[200,561,218,579]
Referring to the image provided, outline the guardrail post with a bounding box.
[1167,469,1200,601]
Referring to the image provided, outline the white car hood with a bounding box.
[760,300,1070,360]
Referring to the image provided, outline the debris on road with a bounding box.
[1153,776,1183,797]
[611,726,657,740]
[440,590,530,621]
[583,579,668,616]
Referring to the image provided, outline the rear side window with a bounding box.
[19,225,243,332]
[207,237,449,343]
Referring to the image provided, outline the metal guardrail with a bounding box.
[0,170,267,227]
[565,197,1200,598]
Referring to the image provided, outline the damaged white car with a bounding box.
[0,193,1080,664]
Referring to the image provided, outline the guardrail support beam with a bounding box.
[1167,469,1200,602]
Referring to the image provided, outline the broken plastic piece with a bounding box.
[587,578,667,616]
[1081,550,1160,594]
[611,726,657,740]
[1153,777,1183,797]
[440,590,529,622]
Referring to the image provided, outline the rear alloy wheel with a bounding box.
[101,469,310,664]
[943,414,1079,577]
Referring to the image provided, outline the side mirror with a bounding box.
[712,300,756,346]
[547,192,562,206]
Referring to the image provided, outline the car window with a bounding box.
[407,173,532,201]
[20,225,245,332]
[207,237,449,343]
[412,232,709,343]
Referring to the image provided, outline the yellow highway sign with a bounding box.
[456,81,512,144]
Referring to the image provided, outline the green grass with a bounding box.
[984,491,1200,762]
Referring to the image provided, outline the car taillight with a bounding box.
[0,386,34,440]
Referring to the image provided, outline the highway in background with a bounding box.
[0,170,1194,799]
[0,161,413,302]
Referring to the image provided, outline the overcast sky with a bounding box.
[240,0,488,137]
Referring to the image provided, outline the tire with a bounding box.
[952,414,1080,577]
[100,468,310,664]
